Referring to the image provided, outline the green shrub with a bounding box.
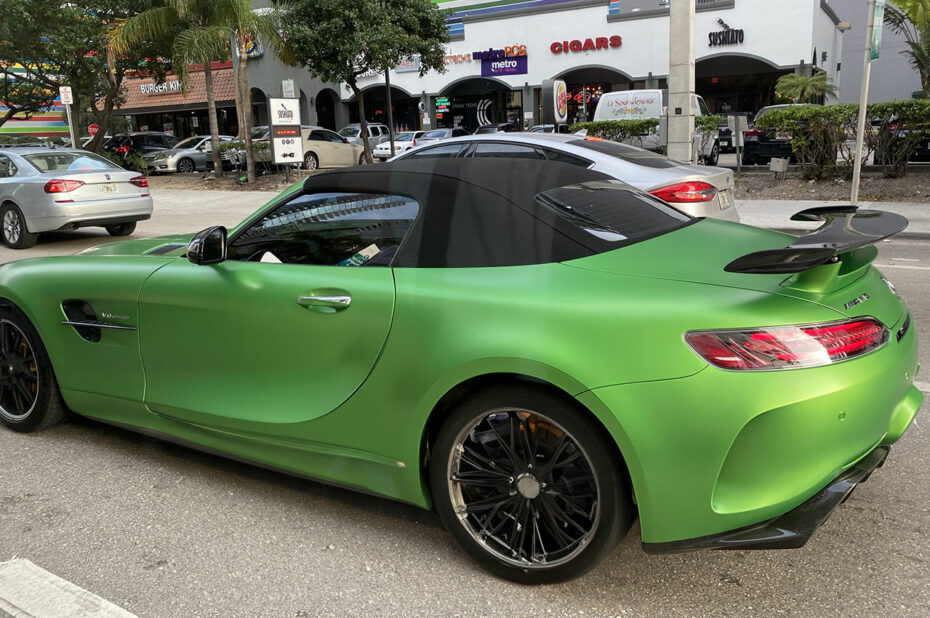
[569,119,659,149]
[864,99,930,178]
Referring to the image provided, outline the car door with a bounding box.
[308,130,337,167]
[137,189,419,433]
[323,129,356,166]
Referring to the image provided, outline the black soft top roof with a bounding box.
[298,159,678,268]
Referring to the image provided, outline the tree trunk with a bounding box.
[349,79,371,164]
[237,38,255,183]
[204,62,223,178]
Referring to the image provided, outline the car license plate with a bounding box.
[718,190,731,210]
[100,183,118,193]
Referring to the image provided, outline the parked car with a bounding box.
[301,126,365,169]
[0,158,918,584]
[337,123,391,146]
[742,104,817,165]
[528,124,571,134]
[102,132,180,164]
[474,122,519,134]
[141,135,235,174]
[393,133,738,221]
[412,127,470,147]
[372,131,426,161]
[0,147,152,248]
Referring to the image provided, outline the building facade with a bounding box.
[345,0,845,132]
[833,0,923,103]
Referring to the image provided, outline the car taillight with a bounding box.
[412,139,416,146]
[44,179,85,193]
[743,128,763,137]
[130,175,148,188]
[650,181,718,203]
[686,318,889,371]
[115,145,130,154]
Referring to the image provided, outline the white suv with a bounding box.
[337,123,391,146]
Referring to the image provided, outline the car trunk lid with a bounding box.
[49,170,146,202]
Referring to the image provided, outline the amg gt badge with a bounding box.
[844,293,869,309]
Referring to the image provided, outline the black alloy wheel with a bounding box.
[177,158,196,174]
[0,203,38,249]
[430,385,633,584]
[0,306,66,432]
[105,222,137,237]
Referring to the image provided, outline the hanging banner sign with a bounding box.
[871,0,885,59]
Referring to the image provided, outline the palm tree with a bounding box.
[110,0,293,183]
[110,1,231,176]
[775,72,838,103]
[884,0,930,98]
[227,0,295,183]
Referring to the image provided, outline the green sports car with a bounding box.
[0,159,921,584]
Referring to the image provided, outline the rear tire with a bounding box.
[359,154,367,166]
[0,203,37,249]
[303,152,319,170]
[105,222,136,236]
[0,305,67,432]
[429,384,633,584]
[705,142,720,166]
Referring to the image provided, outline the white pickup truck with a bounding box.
[593,89,720,165]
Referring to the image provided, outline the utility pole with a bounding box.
[667,0,696,162]
[851,0,884,205]
[385,67,395,157]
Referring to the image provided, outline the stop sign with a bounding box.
[88,124,99,136]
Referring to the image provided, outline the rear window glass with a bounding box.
[423,130,449,138]
[535,181,691,244]
[23,152,121,172]
[567,139,681,169]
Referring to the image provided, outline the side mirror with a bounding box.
[187,226,227,265]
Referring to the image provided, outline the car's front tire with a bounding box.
[705,142,720,166]
[105,222,136,237]
[429,384,633,584]
[0,305,67,433]
[1,203,38,249]
[177,157,196,174]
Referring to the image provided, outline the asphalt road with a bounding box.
[0,191,928,617]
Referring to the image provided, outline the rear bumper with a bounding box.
[28,196,154,233]
[643,446,890,553]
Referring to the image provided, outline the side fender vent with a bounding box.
[146,243,186,256]
[61,300,101,342]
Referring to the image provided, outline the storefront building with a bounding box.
[115,64,238,138]
[350,0,845,130]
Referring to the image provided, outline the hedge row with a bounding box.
[753,99,930,179]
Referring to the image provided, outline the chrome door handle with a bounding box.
[297,291,351,312]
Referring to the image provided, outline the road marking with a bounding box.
[874,264,930,271]
[917,381,930,394]
[890,257,921,262]
[0,559,137,618]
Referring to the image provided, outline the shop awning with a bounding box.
[117,66,236,115]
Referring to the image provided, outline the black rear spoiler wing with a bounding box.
[725,206,908,274]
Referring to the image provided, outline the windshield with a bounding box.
[395,133,416,142]
[23,152,121,172]
[474,126,500,134]
[174,137,202,150]
[338,127,361,138]
[423,130,448,138]
[567,139,683,169]
[250,127,269,140]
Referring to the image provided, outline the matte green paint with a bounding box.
[0,199,921,544]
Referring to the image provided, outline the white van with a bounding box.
[593,89,719,165]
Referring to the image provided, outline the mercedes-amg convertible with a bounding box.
[0,159,921,583]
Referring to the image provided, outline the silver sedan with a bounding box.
[142,135,234,174]
[0,148,153,249]
[394,133,738,221]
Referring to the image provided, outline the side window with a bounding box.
[407,143,466,158]
[309,131,327,141]
[473,143,545,159]
[321,131,343,143]
[542,148,592,168]
[228,192,420,266]
[0,155,16,177]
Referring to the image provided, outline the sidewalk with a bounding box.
[737,199,930,238]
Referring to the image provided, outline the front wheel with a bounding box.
[0,305,67,432]
[429,385,633,584]
[177,157,196,174]
[105,222,136,236]
[358,154,367,166]
[705,142,720,166]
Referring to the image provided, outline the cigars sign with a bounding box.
[550,35,622,54]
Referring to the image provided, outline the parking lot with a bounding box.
[1,189,928,617]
